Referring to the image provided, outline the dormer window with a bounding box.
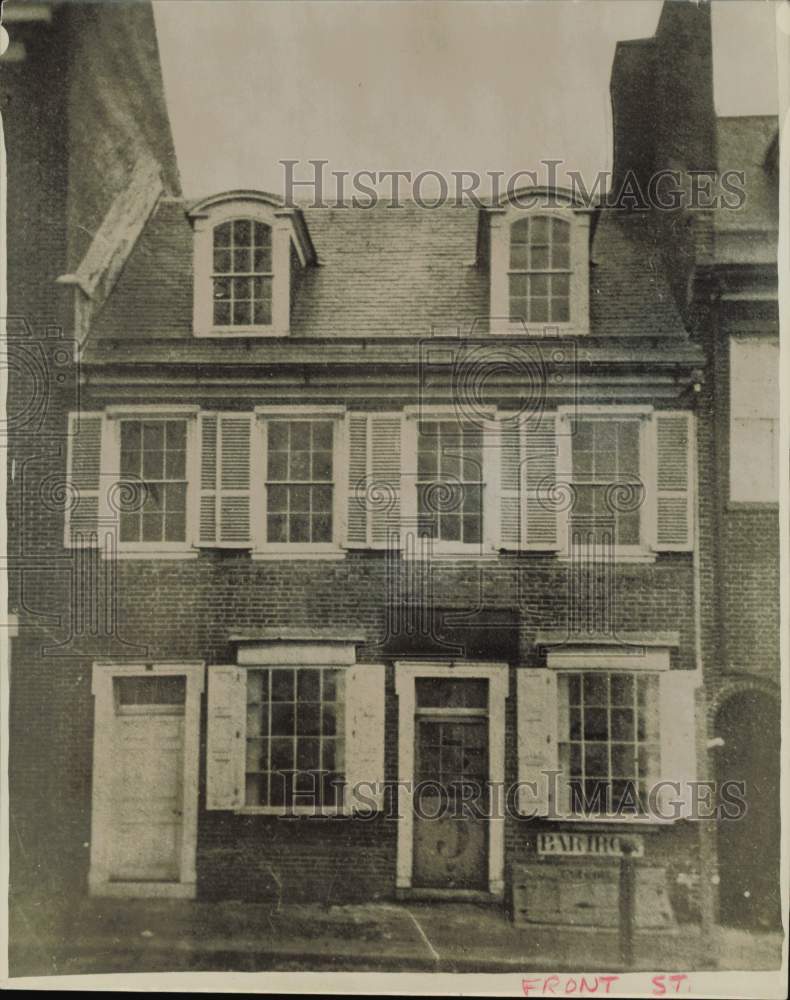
[509,216,571,323]
[484,191,591,336]
[188,191,315,338]
[212,219,273,327]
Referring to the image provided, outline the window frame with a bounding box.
[556,405,655,562]
[402,408,498,558]
[254,406,346,558]
[210,217,274,330]
[508,214,572,325]
[103,406,200,558]
[190,195,309,339]
[487,197,592,337]
[243,665,347,812]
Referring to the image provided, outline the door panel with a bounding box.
[108,682,186,882]
[413,716,488,889]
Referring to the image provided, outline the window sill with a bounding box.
[403,546,499,561]
[496,320,588,337]
[193,325,286,339]
[537,814,683,828]
[236,806,349,817]
[251,548,346,561]
[108,549,198,561]
[556,550,657,564]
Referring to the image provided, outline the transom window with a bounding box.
[245,667,345,808]
[509,215,571,323]
[571,419,643,547]
[212,219,272,327]
[266,420,334,544]
[119,419,187,543]
[558,671,660,815]
[417,421,483,544]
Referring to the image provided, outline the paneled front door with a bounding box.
[412,678,489,890]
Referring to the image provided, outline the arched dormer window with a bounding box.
[188,191,315,338]
[212,219,273,327]
[509,215,571,323]
[485,191,591,335]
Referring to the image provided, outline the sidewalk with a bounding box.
[8,894,784,978]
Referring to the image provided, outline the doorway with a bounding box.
[714,689,781,929]
[89,662,203,897]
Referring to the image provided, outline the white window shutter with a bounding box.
[206,665,246,810]
[517,669,558,816]
[498,416,522,550]
[652,412,694,552]
[657,670,698,820]
[345,414,369,547]
[199,413,253,547]
[344,663,386,813]
[523,413,562,551]
[65,412,104,547]
[369,415,401,549]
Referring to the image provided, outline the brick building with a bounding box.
[5,0,780,946]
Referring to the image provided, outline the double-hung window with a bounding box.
[417,421,483,545]
[245,667,345,808]
[212,219,273,328]
[119,418,188,544]
[557,671,660,816]
[265,419,335,546]
[509,215,571,323]
[569,417,643,548]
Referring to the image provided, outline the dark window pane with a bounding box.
[297,702,321,736]
[583,673,608,705]
[290,485,311,512]
[312,514,332,542]
[214,300,231,325]
[234,219,251,244]
[272,670,295,701]
[267,452,288,481]
[584,707,608,741]
[267,515,287,543]
[611,707,635,741]
[610,673,633,706]
[233,300,251,325]
[297,738,320,771]
[267,484,288,512]
[297,669,321,703]
[271,702,295,736]
[119,511,139,543]
[214,222,232,247]
[164,513,186,542]
[268,422,289,451]
[290,514,310,543]
[271,738,294,771]
[213,248,232,273]
[142,512,163,542]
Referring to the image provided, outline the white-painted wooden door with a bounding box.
[107,677,186,881]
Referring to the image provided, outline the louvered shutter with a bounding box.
[523,413,562,551]
[65,412,103,547]
[369,415,402,548]
[498,416,522,549]
[517,669,558,816]
[206,665,246,810]
[345,414,369,547]
[652,412,694,552]
[199,413,253,547]
[657,671,698,820]
[344,663,386,813]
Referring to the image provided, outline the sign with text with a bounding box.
[537,831,645,858]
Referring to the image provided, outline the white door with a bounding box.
[107,675,186,882]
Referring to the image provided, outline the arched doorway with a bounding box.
[713,689,781,929]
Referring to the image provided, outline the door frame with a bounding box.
[394,661,509,899]
[89,660,204,898]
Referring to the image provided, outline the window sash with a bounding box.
[264,419,336,545]
[416,421,484,545]
[118,418,189,544]
[212,218,273,327]
[557,671,660,816]
[244,667,346,808]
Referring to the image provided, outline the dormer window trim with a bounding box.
[188,191,314,339]
[485,192,592,337]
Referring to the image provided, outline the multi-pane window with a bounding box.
[509,215,571,323]
[558,671,660,815]
[266,420,334,544]
[212,219,272,327]
[417,421,483,544]
[119,419,187,543]
[245,667,345,808]
[571,419,643,546]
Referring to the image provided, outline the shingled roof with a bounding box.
[85,196,690,360]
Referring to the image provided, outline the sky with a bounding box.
[152,0,780,200]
